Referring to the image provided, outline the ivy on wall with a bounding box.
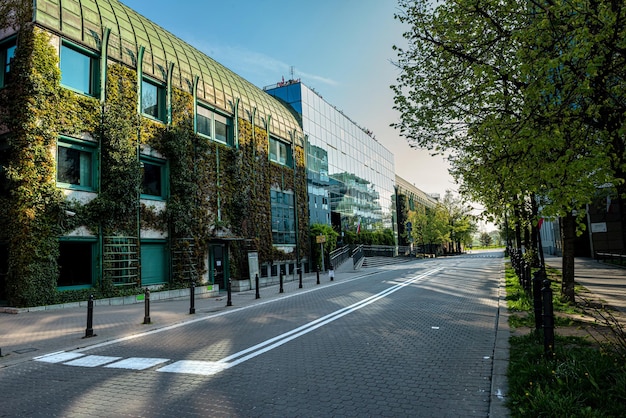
[0,18,310,305]
[89,64,141,236]
[0,26,64,306]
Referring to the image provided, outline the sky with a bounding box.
[120,0,457,198]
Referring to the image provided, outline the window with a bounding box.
[270,137,292,167]
[56,138,96,191]
[197,106,212,137]
[214,113,231,144]
[60,42,98,96]
[197,104,233,146]
[58,240,94,287]
[271,189,296,245]
[0,38,16,88]
[142,78,166,121]
[141,157,166,199]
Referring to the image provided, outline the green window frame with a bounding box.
[270,137,293,167]
[60,41,99,96]
[0,37,16,88]
[56,137,97,191]
[197,104,234,146]
[141,78,166,122]
[140,156,167,199]
[271,189,296,245]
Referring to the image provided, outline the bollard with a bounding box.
[189,281,196,314]
[298,268,303,289]
[316,266,320,285]
[143,288,151,324]
[329,264,334,281]
[255,274,260,299]
[279,270,284,293]
[542,279,555,356]
[532,270,544,332]
[523,262,532,293]
[226,279,233,307]
[84,294,96,338]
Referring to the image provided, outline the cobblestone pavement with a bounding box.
[0,253,509,417]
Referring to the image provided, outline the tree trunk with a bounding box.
[514,205,523,249]
[561,213,576,302]
[615,181,626,254]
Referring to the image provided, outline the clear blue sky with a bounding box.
[120,0,456,196]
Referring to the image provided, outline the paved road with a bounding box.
[0,253,505,417]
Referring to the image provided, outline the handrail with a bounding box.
[330,245,351,269]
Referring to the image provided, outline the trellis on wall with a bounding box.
[102,236,139,285]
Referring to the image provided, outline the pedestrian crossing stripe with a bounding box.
[35,353,178,372]
[35,352,229,375]
[65,355,122,368]
[34,352,84,363]
[157,360,228,375]
[105,357,169,370]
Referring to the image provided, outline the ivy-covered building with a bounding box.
[0,0,309,307]
[394,175,439,247]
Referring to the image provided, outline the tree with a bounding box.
[409,204,449,256]
[310,223,338,270]
[392,0,625,302]
[440,191,477,253]
[479,232,492,247]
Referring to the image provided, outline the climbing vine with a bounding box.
[87,64,141,236]
[0,26,64,306]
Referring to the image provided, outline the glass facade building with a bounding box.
[266,81,396,240]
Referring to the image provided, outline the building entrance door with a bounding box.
[209,244,227,290]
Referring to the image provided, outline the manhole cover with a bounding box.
[14,348,38,354]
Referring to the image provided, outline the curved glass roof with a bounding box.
[33,0,303,143]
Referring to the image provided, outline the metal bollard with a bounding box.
[298,268,303,289]
[524,262,532,292]
[227,279,233,306]
[542,279,555,356]
[189,281,196,314]
[255,274,260,299]
[316,267,320,285]
[532,270,544,332]
[143,288,151,324]
[84,294,96,338]
[279,271,284,293]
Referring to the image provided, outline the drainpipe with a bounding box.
[136,46,145,286]
[98,27,110,287]
[291,130,300,278]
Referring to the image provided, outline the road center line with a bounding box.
[184,267,443,371]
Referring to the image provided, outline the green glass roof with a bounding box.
[33,0,303,143]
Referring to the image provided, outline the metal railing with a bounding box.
[329,245,351,269]
[352,245,364,268]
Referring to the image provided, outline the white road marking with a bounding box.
[34,352,84,363]
[105,357,169,370]
[64,355,122,367]
[157,360,228,375]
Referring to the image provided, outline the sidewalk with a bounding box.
[544,255,626,314]
[0,270,344,367]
